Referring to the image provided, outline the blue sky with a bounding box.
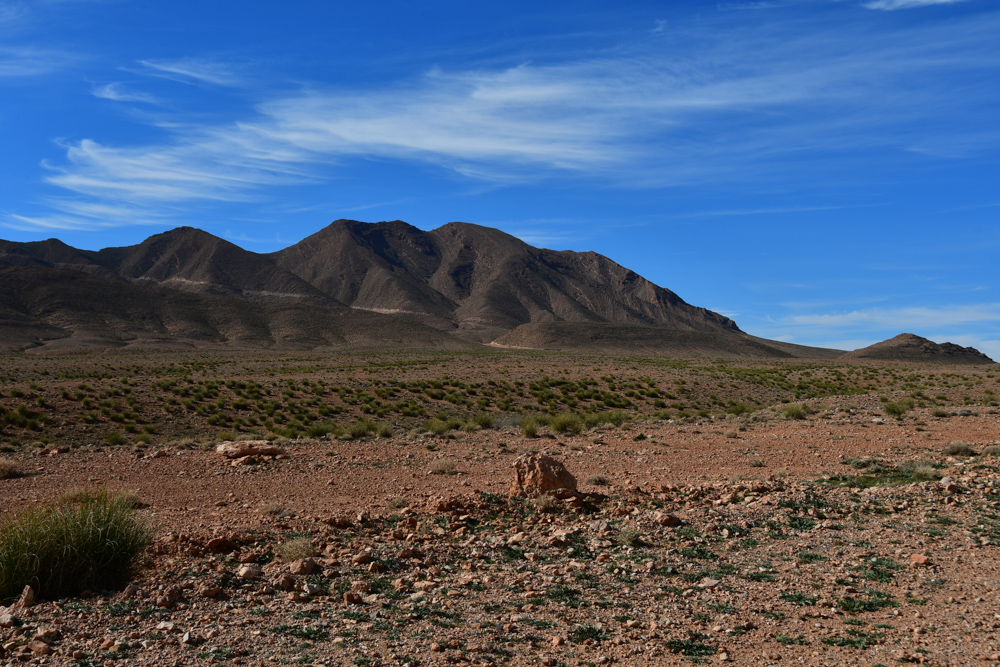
[2,0,998,357]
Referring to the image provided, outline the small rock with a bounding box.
[27,640,52,655]
[237,564,263,580]
[180,631,199,646]
[344,591,363,604]
[288,558,321,575]
[910,554,930,566]
[10,585,34,610]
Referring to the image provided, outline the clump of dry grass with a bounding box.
[982,444,1000,457]
[258,502,293,517]
[429,458,457,475]
[534,494,560,513]
[275,536,314,562]
[585,474,610,486]
[0,458,19,479]
[386,496,410,511]
[943,441,978,457]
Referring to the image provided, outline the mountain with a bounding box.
[5,221,983,361]
[842,333,995,364]
[270,220,739,342]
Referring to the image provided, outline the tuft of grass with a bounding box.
[105,431,127,446]
[275,536,314,561]
[429,458,457,475]
[585,474,610,486]
[258,501,292,517]
[983,444,1000,457]
[386,496,410,511]
[0,488,153,602]
[0,457,20,479]
[534,494,559,513]
[943,441,977,457]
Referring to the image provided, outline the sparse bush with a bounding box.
[425,418,459,435]
[882,398,914,419]
[520,416,540,438]
[105,431,127,446]
[585,474,610,486]
[275,536,314,562]
[348,419,378,439]
[376,424,393,438]
[983,444,1000,457]
[429,458,457,475]
[782,404,810,420]
[896,459,941,481]
[943,441,977,457]
[724,430,739,439]
[550,413,583,435]
[0,488,153,601]
[386,496,410,511]
[931,408,948,418]
[534,494,559,513]
[473,413,494,430]
[0,458,19,479]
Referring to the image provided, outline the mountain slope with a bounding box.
[91,227,338,303]
[271,219,739,342]
[0,266,466,353]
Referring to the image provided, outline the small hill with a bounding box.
[843,333,995,364]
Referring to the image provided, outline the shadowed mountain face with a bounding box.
[843,333,995,364]
[270,220,740,341]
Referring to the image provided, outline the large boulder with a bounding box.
[510,453,577,497]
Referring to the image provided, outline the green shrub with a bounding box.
[105,431,127,446]
[473,413,494,430]
[782,404,810,420]
[520,416,541,438]
[0,488,153,602]
[943,441,977,457]
[348,419,378,439]
[550,413,583,435]
[882,398,914,419]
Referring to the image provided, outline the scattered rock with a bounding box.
[216,441,287,459]
[288,558,321,575]
[237,564,263,580]
[510,453,577,497]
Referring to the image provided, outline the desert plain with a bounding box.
[1,349,999,667]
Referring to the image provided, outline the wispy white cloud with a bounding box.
[787,304,1000,329]
[863,0,971,10]
[91,82,158,104]
[10,8,998,230]
[137,57,242,86]
[0,45,71,77]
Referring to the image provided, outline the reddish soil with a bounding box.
[1,354,999,666]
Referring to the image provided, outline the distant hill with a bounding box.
[843,333,995,364]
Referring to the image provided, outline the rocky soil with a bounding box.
[2,396,999,667]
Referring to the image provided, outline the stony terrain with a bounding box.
[1,351,999,666]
